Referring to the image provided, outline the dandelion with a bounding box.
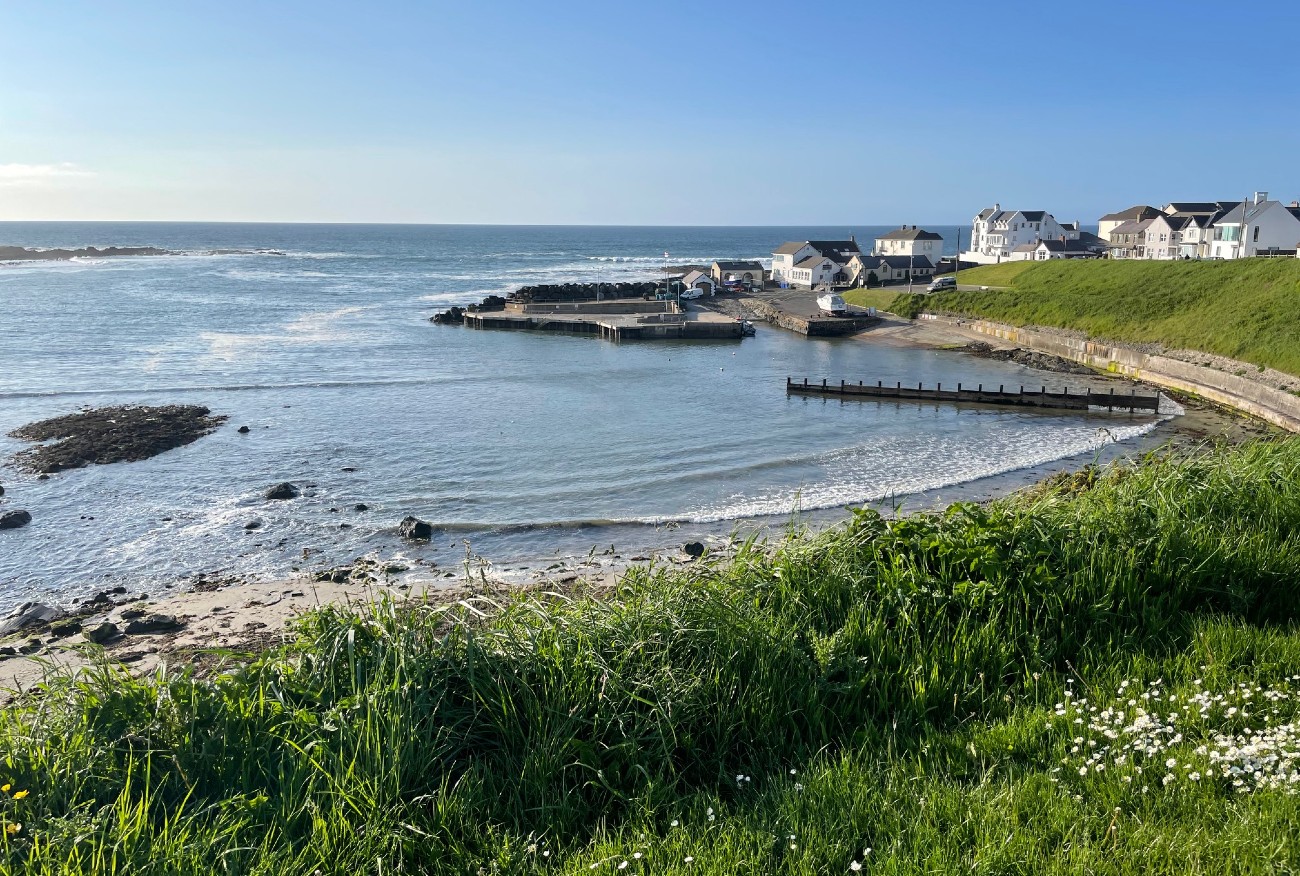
[4,824,19,836]
[0,784,8,793]
[10,790,26,801]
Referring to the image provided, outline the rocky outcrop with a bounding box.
[958,341,1095,375]
[8,405,226,473]
[0,601,63,635]
[398,516,433,541]
[0,510,31,530]
[264,482,300,501]
[0,245,174,262]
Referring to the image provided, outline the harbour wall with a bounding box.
[919,313,1300,432]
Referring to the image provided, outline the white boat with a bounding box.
[816,293,847,316]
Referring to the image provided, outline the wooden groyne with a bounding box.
[786,377,1161,413]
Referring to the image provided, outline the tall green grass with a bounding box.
[4,440,1300,873]
[897,259,1300,374]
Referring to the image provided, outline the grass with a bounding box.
[840,288,901,312]
[903,259,1300,374]
[5,439,1300,873]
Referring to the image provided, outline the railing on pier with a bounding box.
[786,377,1161,413]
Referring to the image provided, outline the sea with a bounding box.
[0,223,1173,604]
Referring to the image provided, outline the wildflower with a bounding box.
[684,857,694,864]
[670,820,679,827]
[1166,758,1177,768]
[1189,772,1201,781]
[794,783,804,791]
[790,769,797,775]
[543,851,551,858]
[589,865,599,871]
[0,784,8,793]
[5,824,19,835]
[618,862,628,870]
[1078,766,1088,776]
[633,853,642,860]
[10,791,26,801]
[850,862,862,871]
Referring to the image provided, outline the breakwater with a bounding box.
[787,377,1161,413]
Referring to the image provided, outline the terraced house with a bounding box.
[770,239,861,287]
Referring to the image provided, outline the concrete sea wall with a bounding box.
[919,313,1300,432]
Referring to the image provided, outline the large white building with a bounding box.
[1209,193,1300,259]
[1097,205,1160,243]
[963,205,1079,264]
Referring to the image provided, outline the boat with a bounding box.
[816,293,848,316]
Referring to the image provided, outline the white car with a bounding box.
[926,277,957,292]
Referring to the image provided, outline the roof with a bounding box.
[807,240,862,258]
[1100,205,1160,222]
[774,241,811,255]
[876,227,944,242]
[795,255,835,269]
[867,255,934,270]
[1165,201,1238,216]
[712,259,764,271]
[682,270,711,285]
[1110,218,1156,236]
[1020,211,1047,222]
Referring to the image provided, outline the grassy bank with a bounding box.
[840,288,902,312]
[5,440,1300,873]
[896,259,1300,374]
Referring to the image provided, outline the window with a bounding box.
[1253,225,1260,242]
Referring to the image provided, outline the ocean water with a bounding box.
[0,223,1165,603]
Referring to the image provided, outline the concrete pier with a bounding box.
[462,298,748,341]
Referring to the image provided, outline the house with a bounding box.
[710,260,765,287]
[770,239,861,287]
[847,253,935,285]
[1098,206,1161,243]
[1011,238,1104,261]
[872,226,944,263]
[1209,193,1300,259]
[963,205,1079,264]
[681,270,717,295]
[1176,214,1218,259]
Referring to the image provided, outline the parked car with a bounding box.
[679,288,704,300]
[926,276,957,292]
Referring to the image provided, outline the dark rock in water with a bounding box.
[37,474,49,480]
[244,519,263,531]
[0,245,175,262]
[237,425,251,434]
[0,510,32,530]
[0,484,5,497]
[0,601,63,635]
[7,405,227,474]
[384,563,409,574]
[398,515,433,541]
[682,541,706,558]
[264,482,300,500]
[354,503,369,512]
[109,585,127,595]
[432,306,466,325]
[86,621,120,644]
[49,619,83,638]
[341,466,357,472]
[124,614,183,635]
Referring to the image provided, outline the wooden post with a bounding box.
[822,378,827,389]
[1109,387,1114,411]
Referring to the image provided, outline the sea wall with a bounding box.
[920,313,1300,432]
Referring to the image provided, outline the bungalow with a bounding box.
[710,259,765,287]
[681,270,717,295]
[872,226,944,262]
[1011,238,1103,261]
[771,239,861,287]
[847,253,935,286]
[1098,205,1160,243]
[1209,193,1300,259]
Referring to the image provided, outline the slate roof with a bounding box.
[774,241,811,255]
[1100,205,1160,222]
[865,255,934,270]
[682,270,711,286]
[1165,201,1239,216]
[712,259,764,272]
[808,240,862,259]
[876,227,944,241]
[795,255,835,269]
[1020,211,1047,222]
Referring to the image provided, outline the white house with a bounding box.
[847,254,935,285]
[872,226,944,262]
[771,239,861,287]
[1209,194,1300,259]
[963,205,1079,264]
[681,270,717,295]
[1010,238,1103,261]
[1098,206,1160,243]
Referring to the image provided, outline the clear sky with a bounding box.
[1,1,1296,225]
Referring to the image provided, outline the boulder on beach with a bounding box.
[0,601,64,636]
[85,621,120,644]
[0,510,32,530]
[264,482,300,501]
[682,541,705,558]
[398,515,433,541]
[124,614,184,635]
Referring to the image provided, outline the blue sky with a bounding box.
[1,1,1296,224]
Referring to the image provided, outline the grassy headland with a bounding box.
[891,259,1300,374]
[4,439,1300,873]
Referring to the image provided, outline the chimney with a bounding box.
[994,202,1001,211]
[1291,201,1299,209]
[1255,191,1269,205]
